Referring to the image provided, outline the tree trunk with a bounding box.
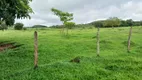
[97,26,100,56]
[127,26,132,52]
[62,25,64,33]
[34,31,38,69]
[60,25,64,34]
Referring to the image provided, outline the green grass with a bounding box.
[0,27,142,80]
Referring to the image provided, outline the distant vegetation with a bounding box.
[14,23,24,30]
[49,17,142,29]
[90,18,142,28]
[32,25,47,28]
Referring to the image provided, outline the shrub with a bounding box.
[23,27,27,30]
[0,22,8,30]
[14,23,24,30]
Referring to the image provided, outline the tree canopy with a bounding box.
[51,8,73,24]
[103,17,121,28]
[0,0,33,26]
[126,19,133,26]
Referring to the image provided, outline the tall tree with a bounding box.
[51,8,73,34]
[0,0,33,26]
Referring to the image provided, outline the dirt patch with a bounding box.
[0,42,23,52]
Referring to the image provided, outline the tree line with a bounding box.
[50,17,142,29]
[90,17,142,28]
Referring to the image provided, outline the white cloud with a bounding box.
[15,0,142,27]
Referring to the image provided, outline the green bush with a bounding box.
[0,22,8,30]
[14,23,24,30]
[23,27,27,30]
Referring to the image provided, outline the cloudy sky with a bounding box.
[15,0,142,27]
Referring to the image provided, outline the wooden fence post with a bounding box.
[127,26,132,52]
[34,31,38,69]
[97,26,100,57]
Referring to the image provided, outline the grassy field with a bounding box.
[0,27,142,80]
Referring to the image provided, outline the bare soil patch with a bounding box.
[0,42,22,52]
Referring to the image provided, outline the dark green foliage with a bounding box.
[133,21,141,26]
[90,18,142,28]
[23,27,27,30]
[103,17,121,28]
[92,21,103,28]
[126,19,133,26]
[0,0,33,25]
[14,23,24,30]
[120,20,128,26]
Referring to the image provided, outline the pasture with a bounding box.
[0,27,142,80]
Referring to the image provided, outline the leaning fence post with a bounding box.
[97,26,100,57]
[127,26,132,52]
[34,31,38,69]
